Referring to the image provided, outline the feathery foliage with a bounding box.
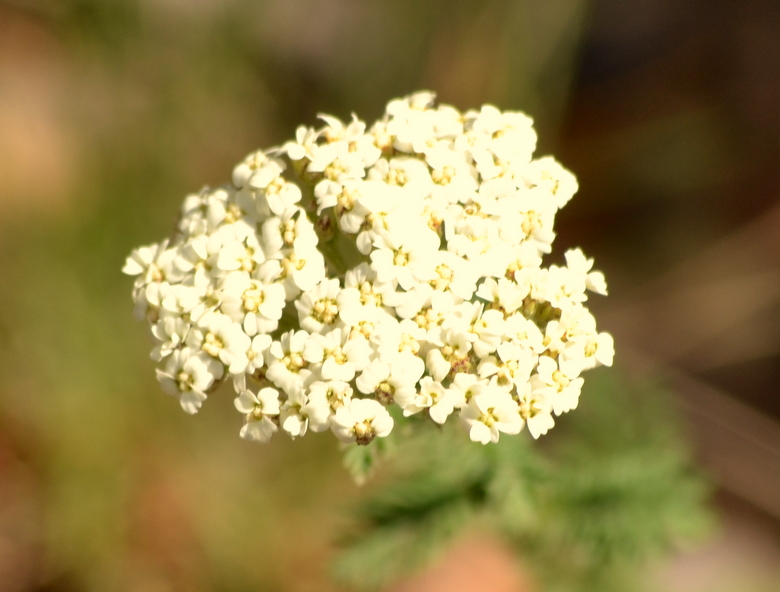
[333,370,713,591]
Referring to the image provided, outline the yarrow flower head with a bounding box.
[124,91,614,449]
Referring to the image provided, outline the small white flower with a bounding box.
[504,313,545,354]
[280,391,310,438]
[395,376,457,424]
[577,331,615,371]
[317,114,380,170]
[565,248,608,296]
[307,141,367,183]
[150,315,190,361]
[262,207,319,256]
[540,320,567,359]
[373,318,426,375]
[281,125,321,162]
[232,333,273,392]
[366,157,434,201]
[516,383,555,439]
[186,312,251,375]
[355,359,420,406]
[369,222,441,290]
[475,277,526,315]
[235,387,281,442]
[219,271,286,336]
[416,250,479,300]
[354,183,420,255]
[266,330,313,395]
[169,236,211,287]
[155,348,223,414]
[278,246,326,298]
[425,145,478,204]
[304,380,353,432]
[532,356,584,416]
[337,266,398,326]
[459,390,523,444]
[216,235,265,275]
[303,328,370,382]
[331,398,394,445]
[123,240,175,287]
[446,373,488,409]
[443,302,505,359]
[478,341,536,391]
[497,188,557,254]
[521,156,578,209]
[426,327,472,382]
[295,278,343,333]
[232,150,283,190]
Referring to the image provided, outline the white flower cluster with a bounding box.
[124,91,613,447]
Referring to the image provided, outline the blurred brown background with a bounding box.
[1,0,779,590]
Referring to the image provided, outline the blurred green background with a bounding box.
[1,0,779,590]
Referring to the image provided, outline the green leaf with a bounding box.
[341,432,397,485]
[342,443,378,486]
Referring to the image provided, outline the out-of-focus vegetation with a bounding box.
[1,0,779,590]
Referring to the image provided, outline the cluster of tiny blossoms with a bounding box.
[124,92,613,447]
